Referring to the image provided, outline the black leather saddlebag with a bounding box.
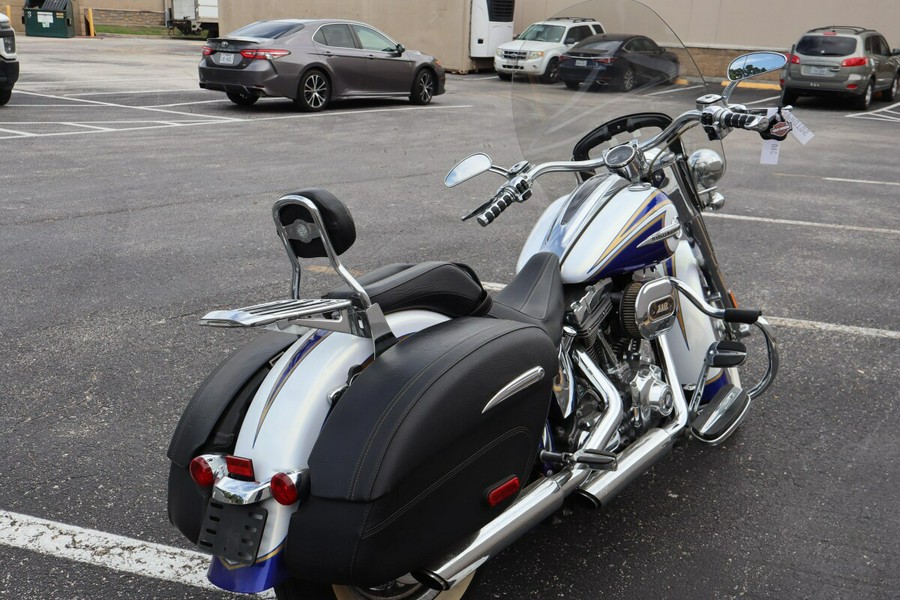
[284,317,558,586]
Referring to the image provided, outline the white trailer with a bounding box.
[167,0,219,37]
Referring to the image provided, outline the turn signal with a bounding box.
[271,472,299,505]
[789,54,800,64]
[189,456,215,488]
[241,49,291,60]
[486,476,520,507]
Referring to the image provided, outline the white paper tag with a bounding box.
[784,111,814,145]
[760,139,781,165]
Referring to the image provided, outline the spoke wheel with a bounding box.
[296,70,331,112]
[619,67,635,92]
[541,58,559,84]
[410,69,435,105]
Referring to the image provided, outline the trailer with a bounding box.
[166,0,218,37]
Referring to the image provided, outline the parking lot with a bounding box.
[2,35,898,599]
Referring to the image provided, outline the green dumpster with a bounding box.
[23,0,76,38]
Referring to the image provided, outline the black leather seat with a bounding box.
[488,252,565,346]
[324,261,491,318]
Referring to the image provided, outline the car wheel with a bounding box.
[225,89,259,107]
[0,88,11,106]
[295,69,331,112]
[853,79,874,110]
[883,73,899,101]
[780,88,799,106]
[497,72,512,81]
[541,58,560,84]
[564,80,580,90]
[619,67,636,92]
[410,69,435,105]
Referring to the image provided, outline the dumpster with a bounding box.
[23,0,76,38]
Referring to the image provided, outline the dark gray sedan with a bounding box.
[199,19,445,111]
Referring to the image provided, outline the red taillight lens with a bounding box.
[201,45,213,56]
[271,472,299,505]
[789,54,800,64]
[596,57,616,65]
[226,455,255,480]
[189,457,215,488]
[240,48,291,60]
[486,476,520,507]
[841,57,867,67]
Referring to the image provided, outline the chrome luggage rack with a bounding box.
[199,193,396,355]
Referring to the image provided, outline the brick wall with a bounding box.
[88,7,164,27]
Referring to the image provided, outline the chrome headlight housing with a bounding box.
[688,149,726,190]
[526,50,545,60]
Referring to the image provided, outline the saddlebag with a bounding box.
[284,317,558,586]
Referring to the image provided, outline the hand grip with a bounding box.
[476,191,514,227]
[722,308,761,324]
[720,111,762,130]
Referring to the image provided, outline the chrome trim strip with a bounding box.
[482,367,545,413]
[212,477,272,506]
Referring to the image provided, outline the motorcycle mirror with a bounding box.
[444,153,493,188]
[726,51,787,82]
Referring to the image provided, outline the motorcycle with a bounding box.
[167,2,794,598]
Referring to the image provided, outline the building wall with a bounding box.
[5,0,165,33]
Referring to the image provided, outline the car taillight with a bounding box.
[271,472,299,505]
[240,49,291,60]
[596,57,616,64]
[189,456,216,488]
[201,45,213,56]
[788,54,800,64]
[841,57,867,67]
[226,455,255,480]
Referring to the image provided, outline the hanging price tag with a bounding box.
[783,111,814,145]
[760,139,781,165]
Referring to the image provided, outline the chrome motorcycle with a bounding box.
[167,2,791,598]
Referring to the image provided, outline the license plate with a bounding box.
[197,500,267,566]
[808,66,830,76]
[576,59,587,67]
[219,53,235,65]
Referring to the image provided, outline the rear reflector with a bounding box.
[841,57,867,67]
[486,476,521,507]
[240,48,291,60]
[846,84,859,90]
[271,472,299,505]
[226,455,255,480]
[189,456,215,488]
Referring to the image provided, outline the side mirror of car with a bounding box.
[395,43,405,55]
[892,48,900,56]
[565,37,575,45]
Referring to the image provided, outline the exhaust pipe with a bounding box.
[413,351,623,591]
[577,336,689,507]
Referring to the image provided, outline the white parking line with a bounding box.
[824,176,900,187]
[765,317,900,340]
[646,84,705,96]
[67,89,204,97]
[62,122,116,131]
[705,212,899,236]
[0,127,32,137]
[847,101,900,121]
[743,95,781,105]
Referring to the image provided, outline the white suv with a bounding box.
[494,17,604,84]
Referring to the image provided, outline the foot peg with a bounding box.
[540,449,617,471]
[690,383,750,445]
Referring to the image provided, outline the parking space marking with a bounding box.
[63,122,115,131]
[743,95,781,105]
[148,99,229,108]
[0,509,275,596]
[646,84,705,96]
[847,101,900,122]
[67,89,203,97]
[824,176,900,187]
[705,212,899,236]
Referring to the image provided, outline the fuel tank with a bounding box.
[518,174,679,284]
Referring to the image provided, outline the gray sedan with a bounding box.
[199,19,445,111]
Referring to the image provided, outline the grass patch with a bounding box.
[94,24,208,38]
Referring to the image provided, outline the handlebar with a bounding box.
[477,189,516,226]
[719,110,765,130]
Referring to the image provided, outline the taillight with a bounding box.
[189,456,216,487]
[201,45,213,56]
[596,57,617,65]
[789,54,800,64]
[226,455,255,480]
[271,472,299,505]
[486,476,520,507]
[240,49,291,60]
[841,57,867,67]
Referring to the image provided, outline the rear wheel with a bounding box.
[853,79,874,110]
[883,74,899,101]
[564,80,580,90]
[780,87,799,106]
[410,69,435,105]
[541,58,560,84]
[226,89,259,106]
[0,88,12,106]
[295,69,331,112]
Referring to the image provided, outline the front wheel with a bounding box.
[541,58,560,84]
[618,66,636,92]
[410,69,435,105]
[497,72,512,81]
[276,574,476,600]
[883,74,899,101]
[295,69,331,112]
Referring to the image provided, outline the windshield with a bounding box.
[510,0,723,201]
[228,20,304,39]
[519,24,565,43]
[796,35,856,57]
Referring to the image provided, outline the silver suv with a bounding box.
[780,26,900,110]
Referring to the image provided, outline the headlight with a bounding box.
[496,48,503,57]
[688,149,726,189]
[527,51,545,60]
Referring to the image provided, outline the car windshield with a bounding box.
[229,20,304,39]
[519,24,565,43]
[573,39,621,53]
[796,35,856,57]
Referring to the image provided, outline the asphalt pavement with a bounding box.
[1,35,898,600]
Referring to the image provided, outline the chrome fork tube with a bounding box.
[414,352,624,592]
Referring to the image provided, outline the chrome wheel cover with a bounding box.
[417,72,434,103]
[304,74,328,108]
